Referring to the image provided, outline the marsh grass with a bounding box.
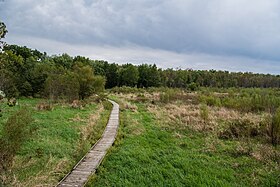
[87,93,280,186]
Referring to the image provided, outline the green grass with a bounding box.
[87,102,279,187]
[0,98,111,186]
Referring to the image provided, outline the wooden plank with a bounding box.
[57,100,119,187]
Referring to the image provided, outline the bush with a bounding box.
[188,82,199,91]
[0,69,19,99]
[200,104,209,122]
[219,119,260,140]
[102,100,112,110]
[159,88,177,103]
[110,86,142,94]
[19,81,33,97]
[271,107,280,145]
[0,108,34,172]
[200,95,221,107]
[45,72,80,102]
[92,75,106,93]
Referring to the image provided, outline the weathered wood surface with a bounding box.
[57,100,119,187]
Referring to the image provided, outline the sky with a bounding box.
[1,0,280,74]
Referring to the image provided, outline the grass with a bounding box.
[1,89,279,186]
[87,94,280,187]
[0,98,111,186]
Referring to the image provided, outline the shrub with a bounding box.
[200,95,221,107]
[110,86,141,94]
[271,107,280,145]
[188,82,199,91]
[219,119,260,140]
[0,69,19,99]
[159,88,177,103]
[36,102,53,111]
[45,72,80,102]
[92,75,106,93]
[102,100,112,110]
[19,81,33,97]
[0,108,34,172]
[200,104,209,122]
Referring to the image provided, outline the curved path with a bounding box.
[57,100,119,187]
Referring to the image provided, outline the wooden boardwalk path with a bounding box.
[57,100,119,187]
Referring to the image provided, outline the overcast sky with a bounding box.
[1,0,280,74]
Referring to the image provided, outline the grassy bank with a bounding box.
[87,92,280,186]
[0,98,111,186]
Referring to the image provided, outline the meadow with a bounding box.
[87,87,280,186]
[0,87,280,186]
[0,97,111,186]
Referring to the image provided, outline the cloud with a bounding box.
[6,33,280,74]
[1,0,280,73]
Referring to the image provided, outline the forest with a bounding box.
[1,43,280,101]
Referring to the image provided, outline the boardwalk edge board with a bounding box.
[57,100,119,187]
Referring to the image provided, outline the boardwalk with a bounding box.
[57,100,119,187]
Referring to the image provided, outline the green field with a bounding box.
[0,98,111,186]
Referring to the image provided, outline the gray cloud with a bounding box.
[1,0,280,73]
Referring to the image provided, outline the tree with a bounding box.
[45,71,80,102]
[138,64,161,88]
[0,69,19,99]
[52,53,73,69]
[92,75,106,93]
[73,63,96,99]
[118,64,139,87]
[105,63,119,88]
[0,21,7,49]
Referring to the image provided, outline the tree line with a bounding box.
[1,44,280,100]
[1,19,280,100]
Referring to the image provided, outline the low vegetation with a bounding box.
[0,97,111,186]
[87,88,280,186]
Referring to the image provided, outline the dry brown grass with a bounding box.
[145,99,279,164]
[113,92,161,103]
[147,102,268,133]
[10,156,69,187]
[80,104,104,141]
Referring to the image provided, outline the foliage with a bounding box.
[200,104,209,123]
[0,69,19,99]
[73,63,96,99]
[92,75,106,93]
[0,21,8,49]
[159,88,180,103]
[138,64,161,88]
[271,107,280,145]
[45,71,80,102]
[52,53,73,69]
[110,86,144,94]
[0,21,7,39]
[1,43,280,100]
[188,82,199,91]
[118,64,139,87]
[0,108,33,172]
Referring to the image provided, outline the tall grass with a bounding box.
[271,107,280,145]
[87,96,280,186]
